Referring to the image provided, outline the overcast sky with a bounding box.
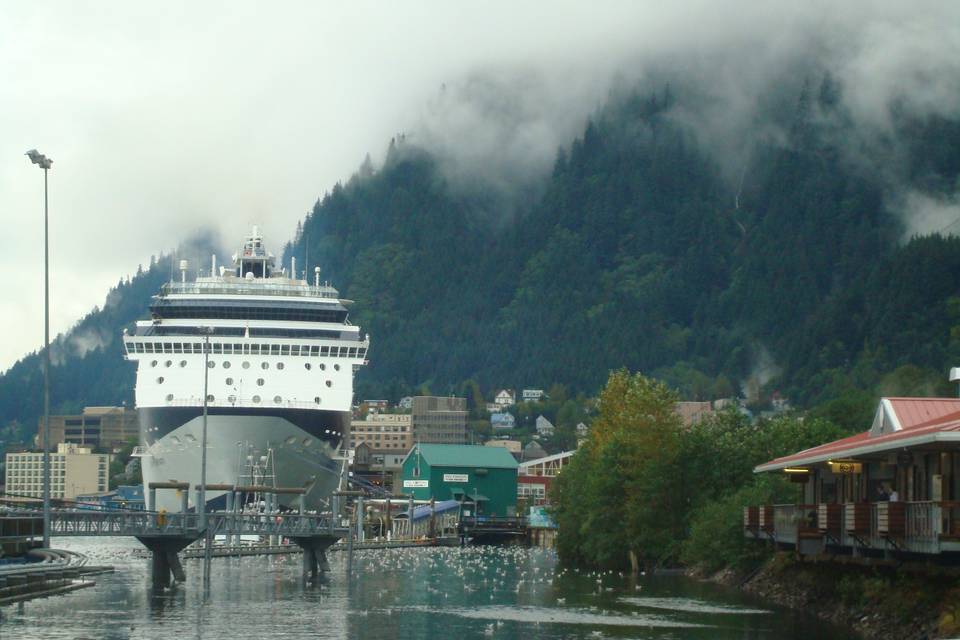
[2,2,959,372]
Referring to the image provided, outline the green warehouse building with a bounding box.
[400,444,519,517]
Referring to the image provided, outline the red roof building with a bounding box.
[749,397,960,557]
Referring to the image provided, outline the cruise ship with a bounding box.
[122,227,369,512]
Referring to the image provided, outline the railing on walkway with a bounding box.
[4,509,340,538]
[746,501,960,555]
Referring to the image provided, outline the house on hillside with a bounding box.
[746,395,960,557]
[494,389,516,409]
[398,397,413,410]
[490,412,516,431]
[522,440,548,461]
[535,415,555,437]
[522,389,545,403]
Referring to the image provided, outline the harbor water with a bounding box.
[3,539,855,639]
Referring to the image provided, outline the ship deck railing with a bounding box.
[160,281,340,299]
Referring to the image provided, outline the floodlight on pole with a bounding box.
[25,149,52,548]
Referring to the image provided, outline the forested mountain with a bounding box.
[287,76,960,417]
[0,235,221,449]
[3,71,960,448]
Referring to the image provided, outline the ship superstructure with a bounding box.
[123,227,369,511]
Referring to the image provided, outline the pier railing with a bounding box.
[4,509,341,539]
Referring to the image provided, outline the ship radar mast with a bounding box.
[231,225,275,279]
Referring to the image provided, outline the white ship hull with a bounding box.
[139,410,346,512]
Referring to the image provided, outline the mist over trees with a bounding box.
[2,62,960,449]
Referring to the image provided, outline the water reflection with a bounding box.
[0,539,856,639]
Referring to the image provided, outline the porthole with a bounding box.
[261,362,269,370]
[165,360,172,368]
[277,362,285,370]
[150,360,158,367]
[223,361,231,369]
[157,377,165,384]
[334,364,340,371]
[228,394,237,404]
[325,380,332,387]
[319,363,326,371]
[206,394,215,402]
[305,363,312,371]
[252,395,261,404]
[285,436,297,445]
[242,361,250,369]
[302,438,313,447]
[207,361,215,368]
[225,377,234,386]
[257,378,264,386]
[179,360,187,367]
[166,394,174,402]
[274,395,282,404]
[314,396,321,404]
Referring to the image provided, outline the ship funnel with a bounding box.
[179,259,188,283]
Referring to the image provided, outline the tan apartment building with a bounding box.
[5,443,111,500]
[37,406,139,450]
[411,396,467,444]
[349,413,413,452]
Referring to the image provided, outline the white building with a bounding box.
[5,443,111,500]
[575,422,589,437]
[398,396,414,410]
[494,389,516,409]
[535,415,555,437]
[522,389,545,402]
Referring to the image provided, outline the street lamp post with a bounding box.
[25,149,52,549]
[200,329,211,530]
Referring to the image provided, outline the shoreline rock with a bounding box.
[701,553,953,639]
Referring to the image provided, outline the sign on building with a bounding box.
[443,473,468,483]
[403,479,429,488]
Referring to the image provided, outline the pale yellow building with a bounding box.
[5,443,111,500]
[349,413,413,452]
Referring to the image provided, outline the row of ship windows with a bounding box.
[126,342,366,359]
[156,376,336,389]
[149,360,341,372]
[162,393,324,405]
